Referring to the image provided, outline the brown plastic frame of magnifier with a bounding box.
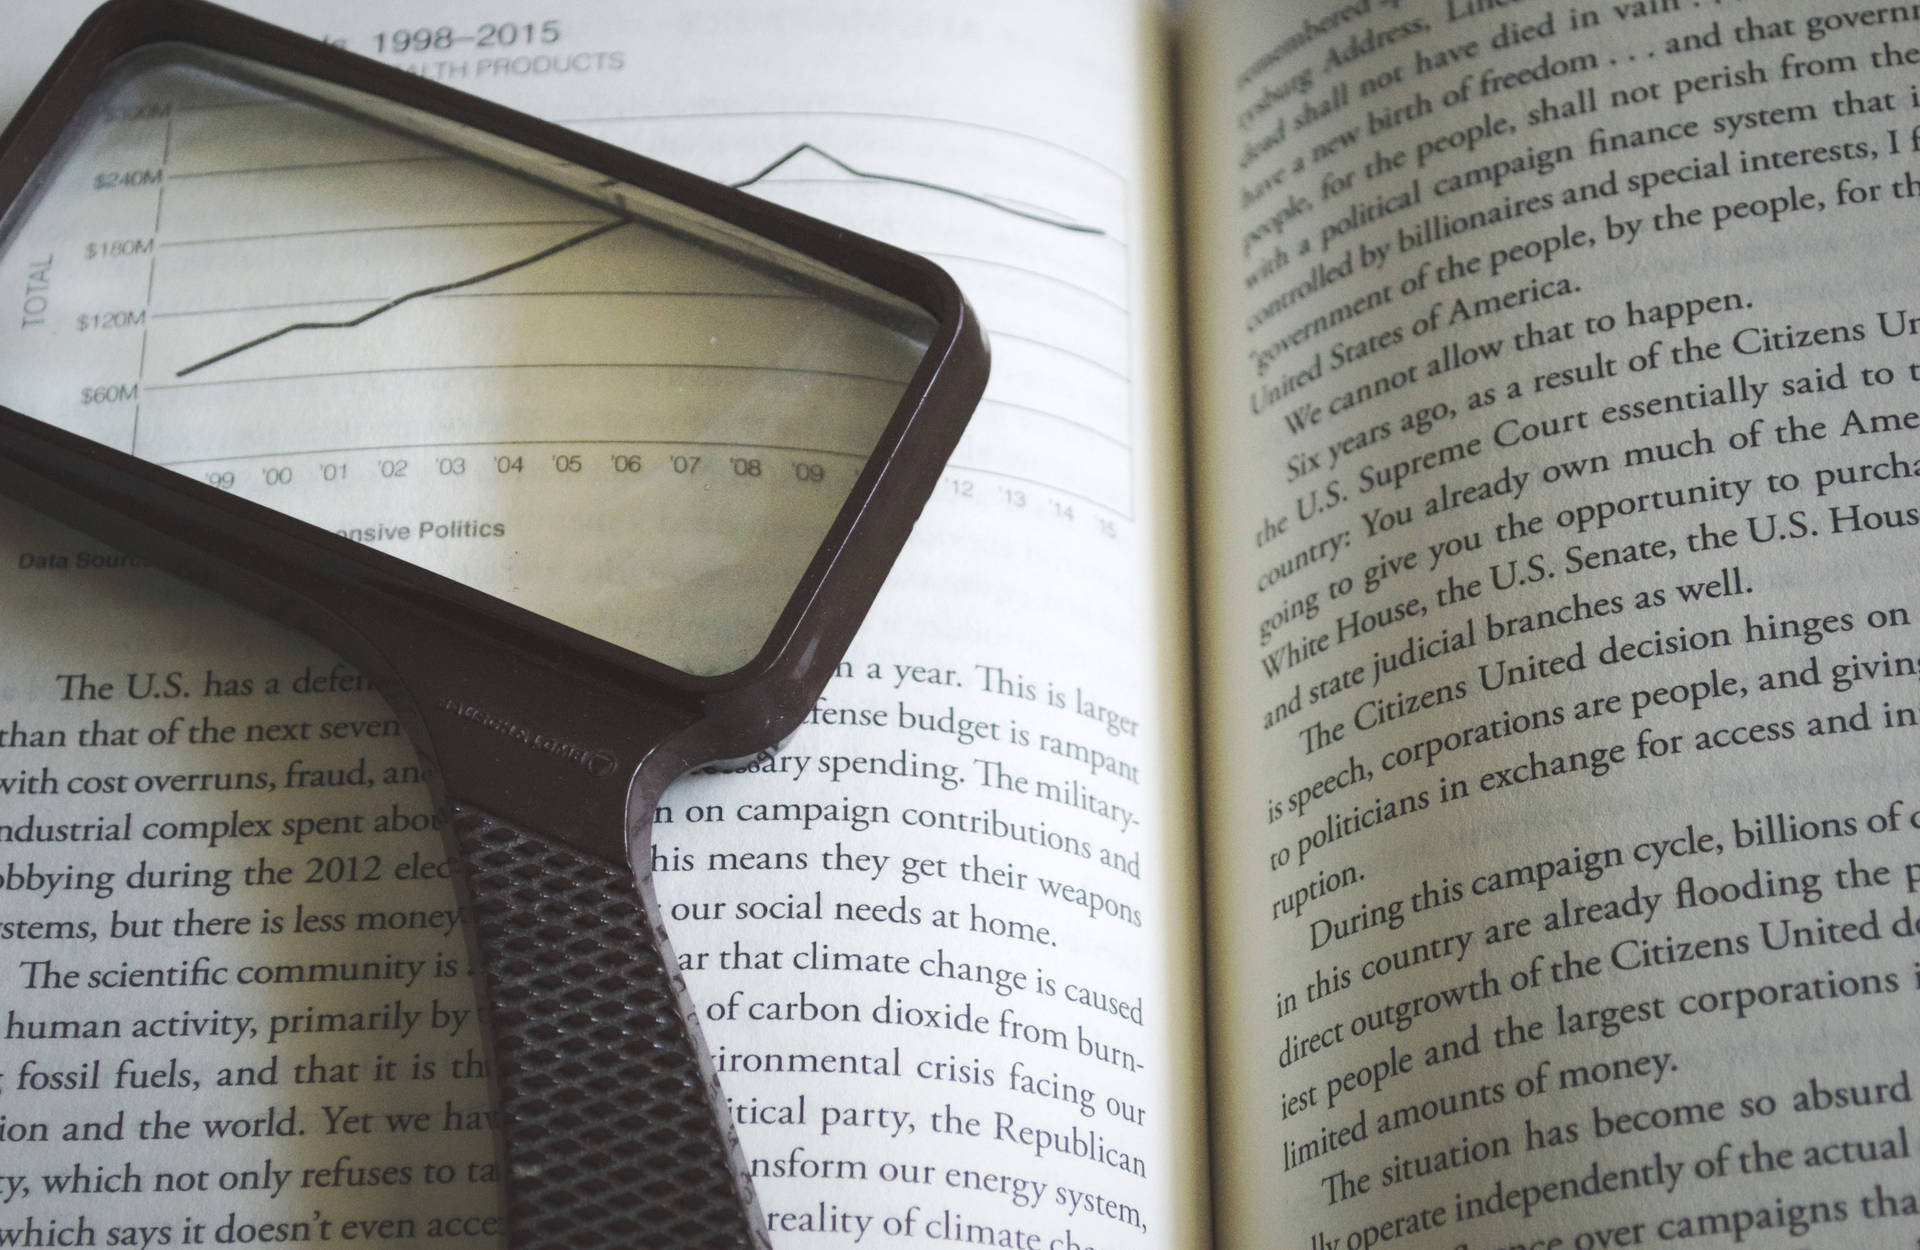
[0,3,987,1246]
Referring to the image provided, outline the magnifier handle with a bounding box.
[451,803,767,1249]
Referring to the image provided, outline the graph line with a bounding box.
[172,219,627,377]
[727,142,1105,235]
[174,143,1099,378]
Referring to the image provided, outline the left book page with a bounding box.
[0,3,1201,1247]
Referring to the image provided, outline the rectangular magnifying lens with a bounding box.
[10,40,940,677]
[0,3,987,1246]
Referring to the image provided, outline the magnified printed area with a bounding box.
[0,47,934,675]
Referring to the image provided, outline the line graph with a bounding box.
[727,142,1105,235]
[174,219,628,377]
[172,141,1102,379]
[0,44,1136,582]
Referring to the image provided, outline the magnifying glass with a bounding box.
[0,2,987,1245]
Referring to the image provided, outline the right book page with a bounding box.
[1184,0,1920,1244]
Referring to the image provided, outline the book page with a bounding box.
[0,3,1202,1246]
[1185,0,1920,1245]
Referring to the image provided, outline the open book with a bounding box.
[3,0,1917,1245]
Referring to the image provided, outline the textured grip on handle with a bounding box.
[452,803,765,1249]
